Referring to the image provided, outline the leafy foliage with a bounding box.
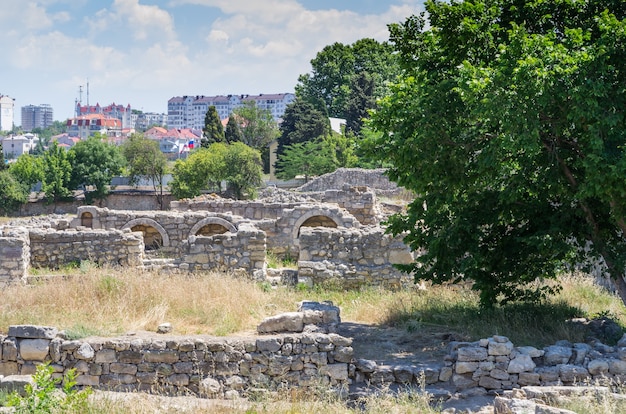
[7,362,91,413]
[9,154,43,190]
[0,170,29,214]
[368,0,626,307]
[41,142,73,204]
[296,38,400,119]
[69,134,126,203]
[276,99,329,159]
[225,115,244,144]
[230,101,278,150]
[345,71,376,136]
[201,105,225,147]
[169,142,262,200]
[121,133,168,209]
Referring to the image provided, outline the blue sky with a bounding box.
[0,0,424,123]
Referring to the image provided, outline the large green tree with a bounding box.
[345,71,376,136]
[368,0,626,307]
[276,99,329,159]
[41,142,73,205]
[225,115,244,144]
[121,133,168,209]
[0,170,29,214]
[296,38,399,119]
[169,142,262,200]
[69,134,125,203]
[202,105,225,147]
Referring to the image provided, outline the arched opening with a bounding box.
[297,215,338,236]
[195,223,230,237]
[131,224,163,251]
[80,212,93,228]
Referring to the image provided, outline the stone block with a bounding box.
[144,350,179,363]
[609,359,626,375]
[320,363,348,381]
[8,326,58,340]
[257,313,304,334]
[559,365,589,384]
[455,361,479,374]
[508,354,536,374]
[479,375,501,389]
[543,345,572,366]
[0,375,35,396]
[95,349,117,363]
[393,365,414,383]
[0,362,18,376]
[588,359,609,376]
[19,339,50,361]
[76,375,100,387]
[488,338,514,356]
[256,338,283,353]
[517,372,541,386]
[457,346,488,362]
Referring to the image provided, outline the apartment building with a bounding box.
[21,104,54,132]
[76,102,132,129]
[167,93,295,130]
[0,95,15,132]
[131,112,168,131]
[66,114,122,140]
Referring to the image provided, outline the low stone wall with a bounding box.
[28,228,145,270]
[297,227,414,288]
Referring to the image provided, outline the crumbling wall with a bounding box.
[0,227,30,286]
[29,228,144,269]
[296,168,399,194]
[297,227,414,288]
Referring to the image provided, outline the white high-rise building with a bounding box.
[167,93,295,130]
[0,95,15,132]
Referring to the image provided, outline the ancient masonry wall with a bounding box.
[0,228,30,286]
[296,168,399,194]
[297,227,414,288]
[3,326,626,398]
[28,228,145,270]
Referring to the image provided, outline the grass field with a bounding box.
[1,265,626,413]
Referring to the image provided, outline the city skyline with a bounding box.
[0,0,424,125]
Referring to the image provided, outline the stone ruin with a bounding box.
[0,168,414,289]
[2,302,626,413]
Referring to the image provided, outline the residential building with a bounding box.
[1,133,38,159]
[21,104,54,132]
[167,93,295,130]
[66,114,122,140]
[76,102,132,129]
[145,127,200,160]
[0,95,15,132]
[132,112,168,131]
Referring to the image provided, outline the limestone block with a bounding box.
[609,359,626,375]
[508,355,536,374]
[3,338,18,361]
[490,368,510,381]
[488,338,514,356]
[95,349,117,363]
[76,375,100,387]
[559,364,589,384]
[332,346,353,363]
[256,338,283,353]
[19,339,50,361]
[166,373,189,386]
[8,325,58,340]
[257,313,304,334]
[479,375,502,389]
[110,363,138,375]
[517,372,541,386]
[76,343,95,360]
[137,372,158,384]
[456,362,479,374]
[0,362,18,376]
[200,377,222,396]
[393,365,414,383]
[588,359,609,376]
[516,346,544,358]
[543,346,573,366]
[457,346,488,362]
[0,375,35,396]
[118,350,142,364]
[144,350,179,363]
[452,374,477,390]
[355,358,377,373]
[537,367,560,382]
[439,366,453,382]
[320,363,348,381]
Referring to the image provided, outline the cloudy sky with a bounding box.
[0,0,424,124]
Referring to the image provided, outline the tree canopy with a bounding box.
[368,0,626,307]
[296,38,399,119]
[121,133,168,209]
[69,134,125,203]
[276,99,329,159]
[202,105,225,147]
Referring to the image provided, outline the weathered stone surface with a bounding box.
[199,377,222,396]
[456,361,479,374]
[320,363,348,381]
[256,338,283,353]
[8,326,58,340]
[609,359,626,375]
[508,355,535,374]
[488,338,514,356]
[558,365,590,384]
[355,359,376,373]
[0,375,35,396]
[144,350,179,364]
[479,375,501,389]
[457,346,488,362]
[587,359,609,376]
[543,346,573,366]
[76,343,95,360]
[19,339,50,361]
[257,313,304,334]
[393,366,414,383]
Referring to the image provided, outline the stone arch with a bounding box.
[189,217,237,238]
[80,212,93,228]
[291,211,341,243]
[122,218,170,250]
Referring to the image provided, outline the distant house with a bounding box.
[66,114,122,140]
[1,133,38,160]
[51,133,81,148]
[145,127,201,160]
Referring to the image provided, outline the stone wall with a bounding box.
[297,168,399,194]
[179,223,266,277]
[0,227,30,286]
[29,228,145,269]
[297,227,414,288]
